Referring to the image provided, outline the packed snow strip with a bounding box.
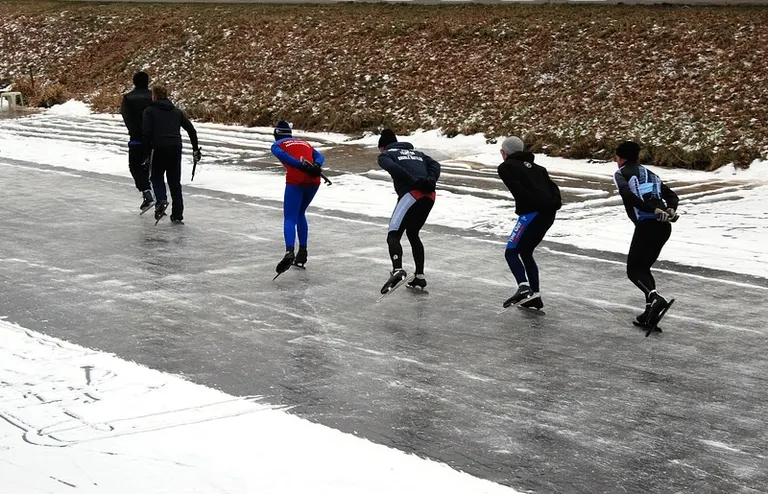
[346,129,768,182]
[0,319,520,494]
[0,104,766,278]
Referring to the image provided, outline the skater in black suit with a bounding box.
[613,141,679,327]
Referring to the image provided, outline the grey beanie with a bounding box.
[501,136,525,155]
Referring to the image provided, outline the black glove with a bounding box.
[300,160,322,177]
[140,157,150,171]
[654,208,670,223]
[414,178,436,193]
[666,208,680,222]
[193,148,202,162]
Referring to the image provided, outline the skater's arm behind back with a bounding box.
[312,147,325,167]
[120,95,132,133]
[424,153,441,182]
[544,167,563,211]
[271,141,303,168]
[661,182,679,210]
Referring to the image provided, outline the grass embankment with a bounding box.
[1,1,766,168]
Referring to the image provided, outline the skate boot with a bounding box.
[170,216,184,225]
[407,274,427,289]
[646,292,669,326]
[293,246,308,268]
[275,248,295,275]
[503,284,533,308]
[381,269,407,295]
[636,303,652,325]
[519,293,544,311]
[154,201,168,221]
[139,190,155,212]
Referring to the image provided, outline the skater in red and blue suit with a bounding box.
[498,136,562,311]
[377,129,441,294]
[270,120,325,275]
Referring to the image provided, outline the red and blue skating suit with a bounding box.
[270,138,325,249]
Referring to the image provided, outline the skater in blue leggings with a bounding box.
[270,121,325,275]
[498,136,562,311]
[282,184,318,260]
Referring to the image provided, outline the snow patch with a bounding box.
[46,99,91,116]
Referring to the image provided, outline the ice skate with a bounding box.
[380,269,407,295]
[633,293,675,336]
[292,246,308,268]
[646,292,669,325]
[406,274,427,290]
[502,284,533,308]
[153,201,168,224]
[170,216,184,225]
[519,294,544,311]
[636,303,651,325]
[645,294,675,334]
[273,248,295,280]
[139,190,155,213]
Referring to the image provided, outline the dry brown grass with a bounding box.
[90,89,123,113]
[36,83,69,108]
[10,76,68,108]
[1,1,766,169]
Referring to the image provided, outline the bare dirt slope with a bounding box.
[1,1,766,168]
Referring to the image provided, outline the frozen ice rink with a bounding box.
[1,152,766,492]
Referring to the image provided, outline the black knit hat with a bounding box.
[133,71,149,88]
[616,141,641,162]
[378,129,397,149]
[274,120,292,140]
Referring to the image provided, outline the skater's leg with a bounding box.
[387,229,406,271]
[644,221,672,279]
[382,223,411,294]
[149,150,167,205]
[518,251,540,292]
[296,185,319,247]
[504,248,528,285]
[276,182,301,273]
[627,224,656,324]
[403,198,434,274]
[387,193,418,271]
[165,147,183,220]
[627,220,671,301]
[643,222,673,322]
[405,228,424,274]
[627,223,648,294]
[133,146,154,210]
[283,185,302,249]
[128,144,151,192]
[516,213,556,293]
[504,212,539,286]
